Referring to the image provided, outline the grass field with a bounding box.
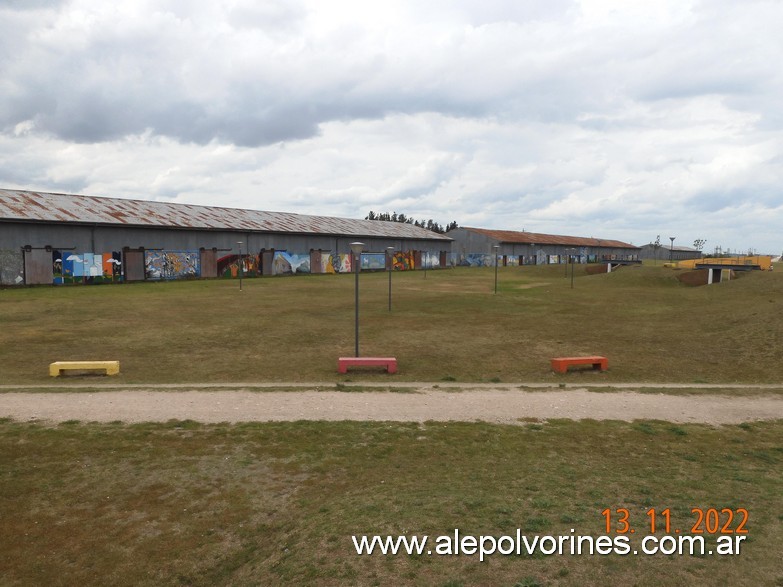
[1,265,781,585]
[1,264,782,384]
[1,418,781,586]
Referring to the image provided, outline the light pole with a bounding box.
[669,236,675,263]
[567,248,576,289]
[237,241,243,291]
[493,245,500,294]
[386,246,394,312]
[350,242,364,357]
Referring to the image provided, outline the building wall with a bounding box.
[639,244,701,261]
[0,221,452,285]
[447,228,640,265]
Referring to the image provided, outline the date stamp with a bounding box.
[602,507,749,535]
[600,507,748,555]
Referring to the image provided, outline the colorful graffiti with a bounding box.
[53,250,122,284]
[457,254,494,267]
[0,249,24,285]
[322,253,352,274]
[392,251,415,271]
[218,254,260,278]
[273,252,311,275]
[145,250,200,280]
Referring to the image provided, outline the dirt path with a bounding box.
[1,384,782,425]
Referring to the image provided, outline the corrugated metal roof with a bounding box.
[462,227,639,249]
[0,189,451,241]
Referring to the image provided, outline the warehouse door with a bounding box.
[23,248,53,285]
[123,249,145,281]
[200,249,217,278]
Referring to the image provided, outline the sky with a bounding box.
[1,0,782,254]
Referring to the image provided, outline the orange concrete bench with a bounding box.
[551,356,607,373]
[338,357,398,374]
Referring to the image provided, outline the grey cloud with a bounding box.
[0,0,66,9]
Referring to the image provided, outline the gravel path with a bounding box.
[1,384,782,425]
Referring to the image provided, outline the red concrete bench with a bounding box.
[338,357,398,374]
[551,356,608,373]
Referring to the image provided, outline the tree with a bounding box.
[364,211,458,234]
[653,235,661,265]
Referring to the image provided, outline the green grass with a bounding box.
[1,265,782,384]
[1,419,780,586]
[2,265,781,585]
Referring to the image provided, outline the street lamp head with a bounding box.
[349,241,365,256]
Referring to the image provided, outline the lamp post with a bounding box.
[669,236,675,263]
[566,248,576,289]
[493,245,500,294]
[386,246,394,312]
[237,241,243,291]
[349,242,364,357]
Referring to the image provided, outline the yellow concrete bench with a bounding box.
[49,361,120,377]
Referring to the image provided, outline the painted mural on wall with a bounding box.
[321,253,353,274]
[421,251,440,269]
[392,251,415,271]
[273,252,311,275]
[0,249,24,285]
[218,254,260,278]
[145,251,200,280]
[505,256,519,267]
[456,254,494,267]
[361,253,387,270]
[53,250,123,284]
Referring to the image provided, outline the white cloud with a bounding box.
[0,0,782,252]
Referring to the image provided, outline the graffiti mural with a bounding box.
[53,250,122,284]
[218,254,259,278]
[273,252,311,275]
[321,253,352,274]
[392,251,415,271]
[145,250,200,280]
[456,254,494,267]
[421,251,440,269]
[505,256,519,267]
[0,249,24,285]
[361,253,386,270]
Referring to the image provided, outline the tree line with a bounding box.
[365,211,458,234]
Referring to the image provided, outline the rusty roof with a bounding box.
[462,227,639,249]
[0,189,451,241]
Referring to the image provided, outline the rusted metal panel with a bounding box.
[123,250,145,282]
[0,189,452,242]
[199,249,217,278]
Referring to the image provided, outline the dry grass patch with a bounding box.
[1,419,781,586]
[1,265,782,384]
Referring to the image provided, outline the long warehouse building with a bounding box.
[0,189,452,285]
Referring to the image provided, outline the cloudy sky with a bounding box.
[1,0,782,254]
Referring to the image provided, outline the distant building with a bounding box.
[447,227,640,266]
[639,243,701,262]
